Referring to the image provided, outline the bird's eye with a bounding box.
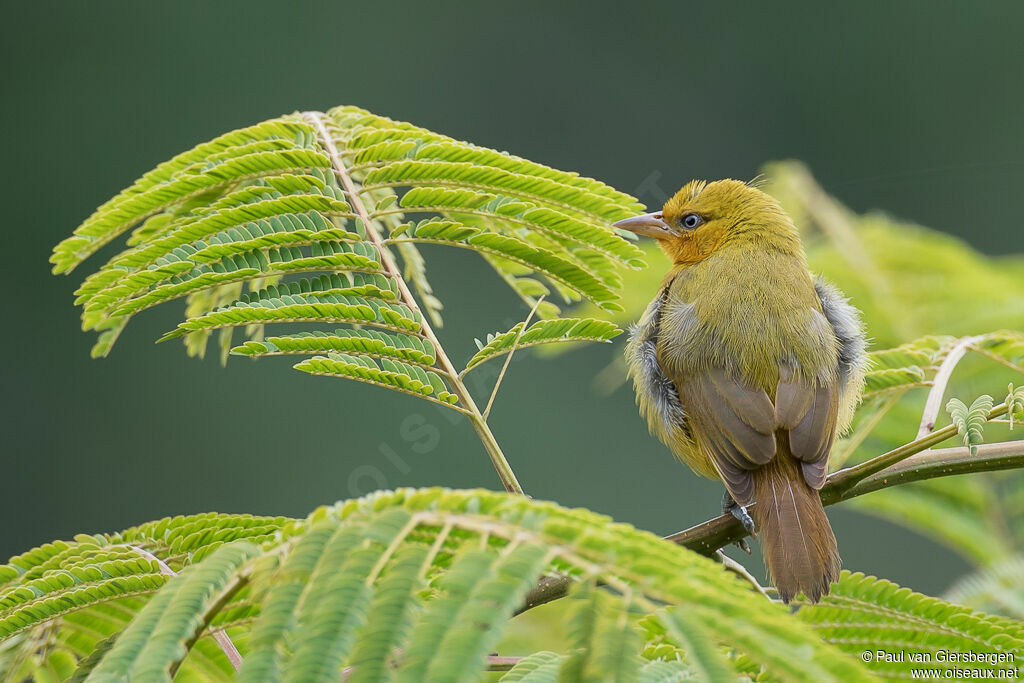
[681,213,703,229]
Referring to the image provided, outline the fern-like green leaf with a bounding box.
[799,571,1022,680]
[86,542,256,681]
[972,330,1024,375]
[52,105,641,416]
[0,489,876,681]
[0,550,168,639]
[51,119,327,273]
[835,332,1024,562]
[388,219,620,311]
[364,161,631,224]
[500,651,565,682]
[944,555,1024,620]
[233,328,435,366]
[160,291,421,342]
[464,318,621,374]
[556,584,648,681]
[859,335,959,401]
[294,354,459,406]
[947,394,995,455]
[235,524,335,683]
[0,514,289,681]
[482,254,564,319]
[394,186,644,267]
[345,544,429,683]
[400,545,551,682]
[283,510,412,683]
[1005,383,1024,430]
[657,609,733,682]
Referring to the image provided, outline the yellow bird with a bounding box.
[615,179,867,602]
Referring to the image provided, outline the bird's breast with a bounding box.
[655,249,839,392]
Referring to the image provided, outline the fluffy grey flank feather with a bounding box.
[626,292,687,435]
[814,276,867,390]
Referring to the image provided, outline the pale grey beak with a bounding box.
[613,212,674,239]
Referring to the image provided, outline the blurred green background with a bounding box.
[3,1,1023,596]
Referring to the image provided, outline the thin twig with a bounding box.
[840,440,1024,498]
[516,573,575,615]
[306,112,524,495]
[833,402,1008,493]
[716,550,770,599]
[125,545,244,671]
[487,656,523,672]
[916,336,981,439]
[339,649,521,678]
[483,296,545,420]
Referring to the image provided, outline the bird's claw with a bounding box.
[722,492,757,546]
[732,506,756,535]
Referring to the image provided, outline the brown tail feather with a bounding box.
[753,448,840,603]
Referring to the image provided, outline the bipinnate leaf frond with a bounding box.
[798,571,1022,680]
[294,354,459,407]
[558,584,644,681]
[837,331,1024,465]
[1,489,877,681]
[50,120,331,274]
[840,331,1024,564]
[0,512,290,681]
[861,335,960,399]
[1007,384,1024,430]
[972,331,1024,375]
[51,105,643,415]
[947,394,995,456]
[387,218,621,311]
[848,476,1013,566]
[500,651,564,681]
[464,318,622,375]
[85,542,257,681]
[944,555,1024,620]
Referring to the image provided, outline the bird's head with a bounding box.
[613,179,801,265]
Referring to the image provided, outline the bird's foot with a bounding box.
[722,493,755,553]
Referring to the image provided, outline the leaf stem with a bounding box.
[483,296,544,420]
[916,335,981,438]
[124,545,244,672]
[307,112,524,495]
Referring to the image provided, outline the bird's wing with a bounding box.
[675,363,839,503]
[775,364,839,490]
[676,369,776,504]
